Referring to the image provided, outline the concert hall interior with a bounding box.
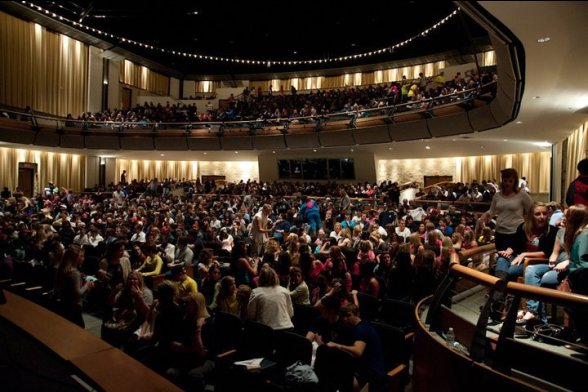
[0,1,587,392]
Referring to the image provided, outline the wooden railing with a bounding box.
[414,248,588,392]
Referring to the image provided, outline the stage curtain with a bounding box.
[0,11,88,117]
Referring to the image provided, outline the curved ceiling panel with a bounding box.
[221,136,254,150]
[319,130,356,147]
[155,137,189,151]
[353,125,392,144]
[187,137,221,151]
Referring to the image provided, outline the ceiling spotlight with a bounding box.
[515,121,523,124]
[537,37,550,43]
[425,146,431,150]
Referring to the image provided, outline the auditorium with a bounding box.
[0,1,587,391]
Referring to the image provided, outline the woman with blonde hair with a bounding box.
[495,202,556,284]
[247,266,294,330]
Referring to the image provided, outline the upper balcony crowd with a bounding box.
[69,70,496,128]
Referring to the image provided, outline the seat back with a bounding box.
[379,299,415,332]
[356,292,380,321]
[371,321,410,371]
[314,345,355,392]
[212,311,243,355]
[241,320,275,358]
[292,303,320,335]
[274,330,313,366]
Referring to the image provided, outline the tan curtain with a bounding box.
[119,60,170,96]
[361,72,375,86]
[194,80,221,93]
[455,152,551,193]
[0,11,88,117]
[116,159,198,182]
[0,147,85,193]
[322,75,346,89]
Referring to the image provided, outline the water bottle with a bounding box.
[446,327,455,348]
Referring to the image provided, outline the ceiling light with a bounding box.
[160,154,165,157]
[234,151,239,154]
[313,149,317,152]
[515,121,523,124]
[537,37,550,43]
[203,152,207,155]
[272,151,276,154]
[503,139,508,142]
[533,96,541,99]
[425,146,431,150]
[533,141,551,148]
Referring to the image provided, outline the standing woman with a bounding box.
[247,266,294,330]
[54,244,94,327]
[482,168,534,274]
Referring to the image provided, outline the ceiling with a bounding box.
[1,1,587,162]
[34,1,487,76]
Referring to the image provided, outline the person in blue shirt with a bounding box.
[299,196,322,237]
[327,303,386,391]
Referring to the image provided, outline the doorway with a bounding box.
[18,162,37,197]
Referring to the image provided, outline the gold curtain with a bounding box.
[120,60,170,96]
[0,11,88,117]
[116,159,198,182]
[194,80,221,93]
[565,121,588,186]
[322,75,346,89]
[455,151,551,193]
[0,147,85,193]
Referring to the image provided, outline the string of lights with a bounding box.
[22,1,460,67]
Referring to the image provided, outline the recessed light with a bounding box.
[388,147,392,150]
[203,152,207,155]
[537,37,550,43]
[452,139,456,142]
[272,151,276,154]
[533,96,541,99]
[350,149,354,152]
[515,121,523,124]
[503,139,508,142]
[425,146,431,150]
[234,151,239,154]
[160,154,165,157]
[313,149,317,152]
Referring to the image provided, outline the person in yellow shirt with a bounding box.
[136,245,163,277]
[171,265,198,298]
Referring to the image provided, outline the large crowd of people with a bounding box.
[69,70,496,128]
[0,159,586,391]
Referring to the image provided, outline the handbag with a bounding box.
[532,324,565,345]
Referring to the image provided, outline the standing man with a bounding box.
[566,158,588,207]
[339,189,351,220]
[251,204,272,257]
[120,170,127,185]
